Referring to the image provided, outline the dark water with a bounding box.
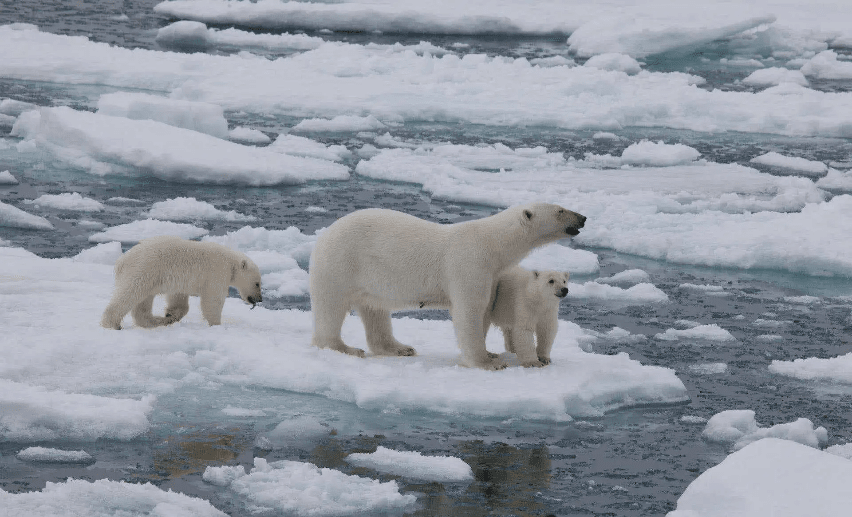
[2,2,852,516]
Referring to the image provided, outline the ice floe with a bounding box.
[566,282,668,304]
[620,140,701,167]
[668,439,852,517]
[0,170,18,184]
[26,192,105,212]
[0,200,54,230]
[750,151,828,176]
[702,409,827,450]
[268,134,352,162]
[596,269,651,286]
[518,243,600,275]
[742,67,809,87]
[96,92,229,139]
[583,53,642,74]
[146,197,256,222]
[89,219,209,243]
[345,446,474,482]
[800,50,852,80]
[769,352,852,384]
[292,115,387,133]
[228,126,271,145]
[16,447,93,463]
[655,324,736,342]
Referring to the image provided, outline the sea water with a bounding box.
[1,1,852,516]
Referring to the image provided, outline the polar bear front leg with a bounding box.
[358,306,416,356]
[164,294,190,325]
[200,288,227,326]
[311,297,366,358]
[131,295,168,328]
[101,288,140,330]
[451,299,507,370]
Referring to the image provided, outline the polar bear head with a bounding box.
[231,258,263,306]
[517,203,587,246]
[533,270,570,299]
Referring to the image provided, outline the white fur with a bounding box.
[489,267,569,367]
[101,236,262,329]
[309,202,586,369]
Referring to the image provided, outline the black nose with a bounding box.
[559,287,569,297]
[248,295,261,304]
[577,215,587,227]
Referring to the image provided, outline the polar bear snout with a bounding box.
[247,294,261,305]
[557,287,569,298]
[564,212,586,236]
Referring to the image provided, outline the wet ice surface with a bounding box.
[3,1,852,516]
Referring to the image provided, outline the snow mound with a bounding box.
[16,447,93,463]
[817,169,852,192]
[228,127,271,145]
[346,446,474,482]
[0,379,154,442]
[621,141,701,167]
[146,197,256,222]
[0,478,226,517]
[655,324,736,342]
[0,200,54,230]
[519,244,600,275]
[567,282,668,304]
[155,20,211,51]
[800,50,852,80]
[583,53,642,74]
[769,352,852,384]
[595,269,650,286]
[667,439,852,517]
[292,115,387,132]
[27,192,104,212]
[750,151,828,176]
[826,443,852,460]
[742,67,808,87]
[73,241,123,265]
[89,219,209,243]
[702,409,827,450]
[96,92,229,139]
[0,170,18,185]
[202,457,416,515]
[11,107,349,185]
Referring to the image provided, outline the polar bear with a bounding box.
[101,236,262,329]
[309,202,586,369]
[488,267,569,367]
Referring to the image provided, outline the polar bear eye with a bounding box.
[548,279,554,284]
[255,283,260,287]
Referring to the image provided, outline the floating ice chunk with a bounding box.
[73,241,123,265]
[202,225,317,264]
[221,406,266,417]
[668,439,852,517]
[750,151,828,176]
[0,478,227,516]
[783,295,820,304]
[0,97,38,117]
[681,415,708,425]
[107,196,145,205]
[742,67,808,87]
[655,324,735,342]
[305,205,328,213]
[679,283,725,293]
[0,113,15,127]
[346,446,474,482]
[519,243,600,275]
[17,447,93,463]
[817,169,852,192]
[0,200,54,230]
[800,50,852,79]
[0,170,18,184]
[621,141,700,167]
[530,55,575,68]
[720,57,764,68]
[268,134,352,162]
[12,107,349,185]
[770,352,852,384]
[689,363,728,375]
[592,131,620,141]
[833,35,852,49]
[155,20,212,50]
[601,327,647,343]
[0,379,154,442]
[583,53,641,74]
[292,115,387,132]
[264,416,331,443]
[753,318,790,328]
[202,457,417,515]
[596,269,650,286]
[228,127,271,145]
[566,282,668,303]
[826,443,852,460]
[97,92,229,139]
[211,27,324,51]
[146,197,256,222]
[26,192,104,212]
[568,14,776,58]
[89,219,209,243]
[78,218,105,228]
[702,409,827,450]
[756,334,784,342]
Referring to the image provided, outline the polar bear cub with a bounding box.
[101,236,262,329]
[309,202,586,370]
[488,267,569,367]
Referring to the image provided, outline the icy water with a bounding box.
[2,2,852,516]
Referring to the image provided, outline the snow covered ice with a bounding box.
[2,0,852,514]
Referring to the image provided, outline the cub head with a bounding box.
[533,270,570,299]
[231,257,263,307]
[519,202,587,246]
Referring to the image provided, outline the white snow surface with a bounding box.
[655,324,736,342]
[0,200,54,230]
[96,92,229,139]
[769,352,852,384]
[268,134,352,162]
[518,243,600,275]
[73,241,123,265]
[817,169,852,192]
[620,141,701,167]
[202,457,416,515]
[27,192,105,212]
[4,24,852,138]
[702,409,827,450]
[0,245,688,424]
[742,67,809,87]
[146,197,256,222]
[583,53,642,74]
[667,439,852,517]
[596,269,651,286]
[0,478,226,517]
[345,446,474,482]
[11,107,349,185]
[89,219,209,243]
[566,282,668,304]
[16,447,93,463]
[228,127,271,145]
[0,170,18,184]
[800,50,852,80]
[750,151,828,175]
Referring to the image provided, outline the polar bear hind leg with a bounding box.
[358,305,416,356]
[311,297,366,357]
[199,288,227,326]
[131,295,168,328]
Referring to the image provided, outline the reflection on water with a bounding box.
[153,427,249,480]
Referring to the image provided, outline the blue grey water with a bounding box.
[1,2,852,516]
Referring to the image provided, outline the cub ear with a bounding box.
[241,259,248,270]
[533,271,539,278]
[524,209,533,220]
[564,272,570,281]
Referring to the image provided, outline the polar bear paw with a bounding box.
[538,356,551,365]
[521,359,546,368]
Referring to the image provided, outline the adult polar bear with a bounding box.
[309,202,586,370]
